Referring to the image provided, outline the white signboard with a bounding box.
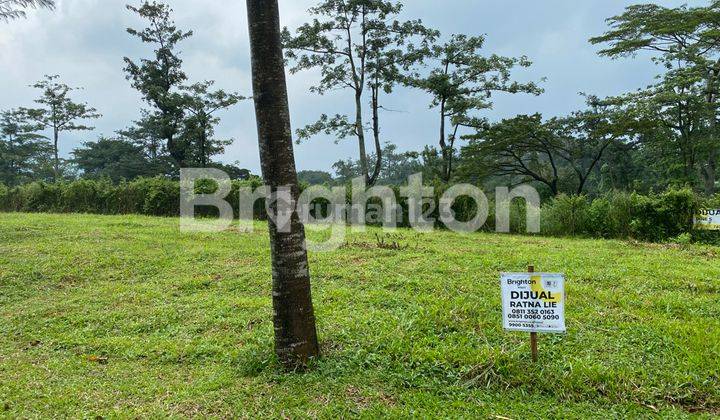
[501,273,566,333]
[695,209,720,231]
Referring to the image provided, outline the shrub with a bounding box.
[0,183,8,212]
[20,182,63,213]
[59,179,111,214]
[585,191,634,239]
[541,195,590,236]
[104,181,142,215]
[629,188,696,242]
[0,178,709,243]
[133,177,180,216]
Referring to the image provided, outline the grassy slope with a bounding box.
[0,213,718,418]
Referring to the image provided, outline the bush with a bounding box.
[585,191,634,239]
[132,177,180,217]
[0,183,8,212]
[540,189,698,242]
[541,195,590,236]
[20,182,63,213]
[629,188,696,242]
[59,179,112,214]
[0,178,709,243]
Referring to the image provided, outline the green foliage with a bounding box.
[0,177,265,218]
[72,137,157,182]
[134,177,180,216]
[0,0,54,21]
[0,178,708,243]
[59,179,109,214]
[122,3,243,170]
[628,188,697,242]
[461,98,633,197]
[297,170,334,186]
[541,195,591,236]
[178,81,246,167]
[590,2,720,194]
[539,188,699,242]
[331,143,424,185]
[408,33,543,181]
[124,1,193,167]
[283,0,437,184]
[587,191,634,238]
[0,183,8,211]
[0,109,53,186]
[25,75,101,180]
[18,181,62,212]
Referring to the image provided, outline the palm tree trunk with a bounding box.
[246,0,320,368]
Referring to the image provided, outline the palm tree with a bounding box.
[0,0,54,21]
[245,0,320,368]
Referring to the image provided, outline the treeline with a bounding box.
[2,177,716,243]
[3,1,720,213]
[0,2,249,187]
[289,1,720,199]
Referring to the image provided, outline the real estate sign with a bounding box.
[694,209,720,231]
[501,273,566,333]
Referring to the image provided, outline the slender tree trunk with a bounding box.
[704,66,719,195]
[200,120,207,167]
[577,177,587,196]
[53,126,59,181]
[246,0,320,368]
[704,153,717,195]
[355,90,370,183]
[550,179,559,197]
[446,124,459,183]
[439,100,450,182]
[369,86,382,186]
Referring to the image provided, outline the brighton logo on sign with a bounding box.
[501,273,566,333]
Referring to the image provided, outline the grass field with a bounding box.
[0,213,718,418]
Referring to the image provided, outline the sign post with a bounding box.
[501,267,566,362]
[528,265,538,362]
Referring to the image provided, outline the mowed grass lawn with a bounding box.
[0,213,718,418]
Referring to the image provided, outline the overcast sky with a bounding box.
[0,0,698,174]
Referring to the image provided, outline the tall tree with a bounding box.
[551,100,633,195]
[246,0,320,367]
[26,75,100,181]
[0,109,52,186]
[179,81,246,167]
[283,0,436,186]
[0,0,54,21]
[600,67,708,188]
[409,34,543,181]
[591,2,720,194]
[124,1,193,168]
[461,102,630,196]
[72,137,155,182]
[462,114,563,195]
